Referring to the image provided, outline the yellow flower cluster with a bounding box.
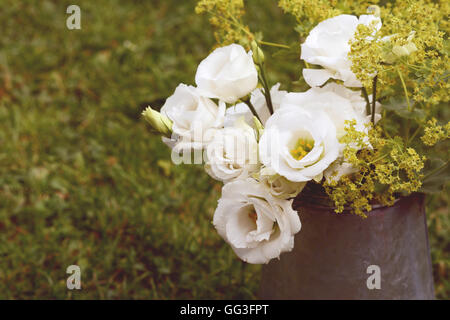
[348,21,385,89]
[349,0,449,106]
[325,120,426,217]
[278,0,383,38]
[278,0,341,38]
[195,0,254,47]
[421,118,450,146]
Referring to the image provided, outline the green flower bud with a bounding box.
[142,106,173,137]
[253,116,264,140]
[250,41,265,65]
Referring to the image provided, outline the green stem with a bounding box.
[405,119,411,143]
[369,153,389,165]
[361,87,371,116]
[228,14,254,38]
[379,110,392,139]
[258,40,290,49]
[258,63,274,115]
[423,161,449,181]
[243,99,262,123]
[406,125,422,145]
[397,68,411,111]
[405,62,431,72]
[207,10,253,39]
[371,75,378,125]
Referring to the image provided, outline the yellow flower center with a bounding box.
[290,138,314,160]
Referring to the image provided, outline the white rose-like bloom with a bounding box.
[213,178,301,264]
[259,106,340,182]
[160,84,225,151]
[281,83,382,182]
[282,83,373,139]
[205,118,259,182]
[224,84,287,127]
[195,44,258,104]
[301,14,381,87]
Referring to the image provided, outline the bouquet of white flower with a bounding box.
[143,1,449,265]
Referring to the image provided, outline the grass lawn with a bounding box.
[0,0,448,299]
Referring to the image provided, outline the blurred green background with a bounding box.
[0,0,448,299]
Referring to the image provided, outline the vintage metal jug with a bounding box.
[260,188,435,300]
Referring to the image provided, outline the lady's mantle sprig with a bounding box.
[325,120,426,216]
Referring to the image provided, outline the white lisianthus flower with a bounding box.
[282,83,375,139]
[223,103,253,127]
[259,106,340,182]
[160,84,225,151]
[213,178,301,264]
[258,167,306,199]
[281,83,382,182]
[205,118,259,182]
[195,44,258,104]
[301,14,382,87]
[224,84,287,127]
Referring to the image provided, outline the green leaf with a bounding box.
[419,158,450,194]
[382,97,426,120]
[272,41,301,59]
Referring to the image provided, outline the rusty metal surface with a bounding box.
[259,193,435,300]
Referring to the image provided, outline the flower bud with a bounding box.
[142,106,172,137]
[250,41,265,65]
[392,32,418,59]
[195,44,258,103]
[382,31,418,63]
[253,116,264,140]
[392,42,417,57]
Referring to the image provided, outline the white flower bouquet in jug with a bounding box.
[143,0,449,264]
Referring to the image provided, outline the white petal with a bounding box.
[302,68,334,87]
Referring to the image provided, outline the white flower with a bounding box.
[195,44,258,104]
[213,178,301,264]
[259,105,340,182]
[160,84,225,151]
[205,118,259,182]
[258,167,306,199]
[301,14,381,87]
[282,83,371,139]
[281,83,382,182]
[224,84,287,127]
